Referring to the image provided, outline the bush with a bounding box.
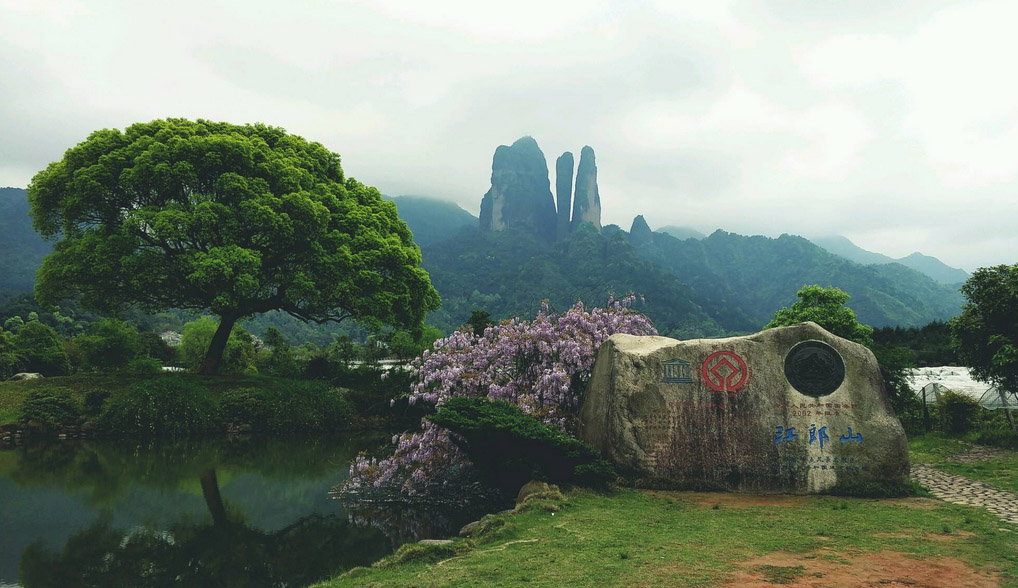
[83,388,111,417]
[12,321,70,376]
[972,427,1018,450]
[18,387,83,431]
[220,388,271,430]
[266,381,354,433]
[97,377,220,437]
[75,319,141,371]
[220,382,354,433]
[427,397,617,491]
[939,390,981,434]
[124,357,163,374]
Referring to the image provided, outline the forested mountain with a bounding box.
[631,230,963,328]
[0,184,966,340]
[0,187,49,293]
[385,195,476,246]
[656,225,706,240]
[810,235,969,285]
[418,224,745,337]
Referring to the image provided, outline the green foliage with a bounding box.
[27,118,440,373]
[765,285,874,345]
[427,397,616,490]
[124,357,163,374]
[138,331,175,362]
[872,321,957,366]
[467,310,494,337]
[18,387,83,431]
[179,317,256,374]
[0,327,20,379]
[97,377,220,437]
[938,390,981,434]
[12,320,70,376]
[951,264,1018,395]
[75,318,141,371]
[219,381,354,433]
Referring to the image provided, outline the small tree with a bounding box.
[13,321,70,376]
[765,285,873,345]
[0,328,20,379]
[951,264,1018,432]
[75,319,141,371]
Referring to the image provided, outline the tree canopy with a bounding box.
[28,119,439,373]
[765,284,874,345]
[951,264,1018,393]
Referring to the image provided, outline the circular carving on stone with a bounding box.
[701,351,749,394]
[784,340,845,397]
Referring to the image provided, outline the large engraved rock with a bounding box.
[579,322,909,493]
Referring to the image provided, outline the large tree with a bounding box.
[951,264,1018,394]
[28,119,440,374]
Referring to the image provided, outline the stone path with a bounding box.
[911,443,1018,526]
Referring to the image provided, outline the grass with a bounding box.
[910,432,1018,494]
[0,373,293,426]
[315,488,1018,587]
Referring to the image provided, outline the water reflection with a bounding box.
[0,436,398,588]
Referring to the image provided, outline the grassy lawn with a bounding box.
[0,373,285,426]
[317,488,1018,588]
[910,432,1018,494]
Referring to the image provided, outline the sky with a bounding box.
[1,0,1016,272]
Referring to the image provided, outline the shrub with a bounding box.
[427,397,616,490]
[75,319,141,371]
[939,390,981,434]
[972,427,1018,450]
[97,377,219,437]
[82,388,111,417]
[266,381,354,433]
[18,387,83,431]
[220,382,354,433]
[220,388,271,430]
[124,357,163,374]
[12,321,70,376]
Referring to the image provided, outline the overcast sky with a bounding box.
[2,0,1016,271]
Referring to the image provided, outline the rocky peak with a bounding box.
[629,215,652,246]
[571,145,601,231]
[479,137,557,238]
[555,152,574,240]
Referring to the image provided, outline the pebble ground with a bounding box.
[911,443,1018,526]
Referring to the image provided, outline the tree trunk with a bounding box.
[200,468,228,526]
[198,314,237,375]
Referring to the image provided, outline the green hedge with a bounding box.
[18,387,83,432]
[96,378,220,437]
[427,397,616,491]
[219,381,354,433]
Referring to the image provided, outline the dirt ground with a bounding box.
[725,549,999,587]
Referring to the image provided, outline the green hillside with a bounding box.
[0,187,50,293]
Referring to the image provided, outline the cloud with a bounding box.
[1,0,1016,270]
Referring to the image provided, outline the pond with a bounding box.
[0,434,491,588]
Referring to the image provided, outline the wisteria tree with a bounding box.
[341,296,656,502]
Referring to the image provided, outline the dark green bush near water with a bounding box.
[97,378,219,437]
[219,381,354,433]
[18,387,83,431]
[427,397,616,491]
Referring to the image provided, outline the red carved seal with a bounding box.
[701,351,749,394]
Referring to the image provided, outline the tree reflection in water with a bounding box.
[7,437,396,588]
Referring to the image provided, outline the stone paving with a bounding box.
[911,443,1018,526]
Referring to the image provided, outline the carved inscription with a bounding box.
[784,340,845,397]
